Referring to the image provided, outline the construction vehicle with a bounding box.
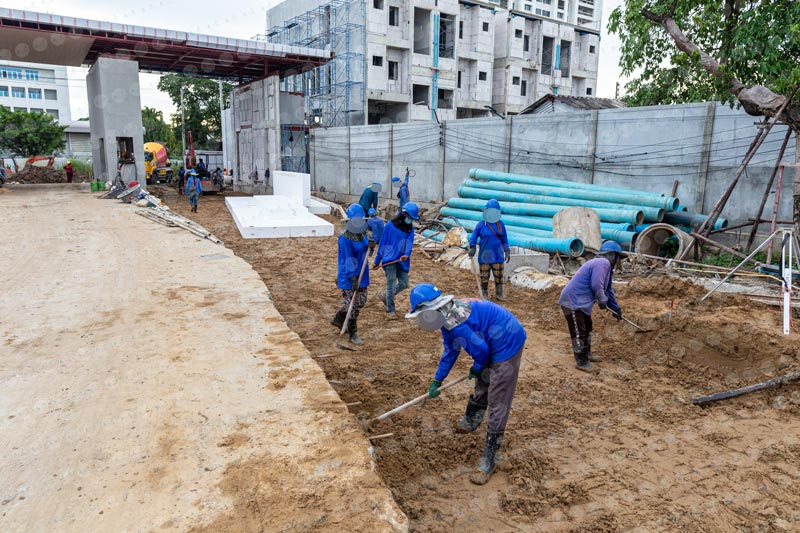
[144,142,174,185]
[25,155,56,167]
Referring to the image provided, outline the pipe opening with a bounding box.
[635,223,692,258]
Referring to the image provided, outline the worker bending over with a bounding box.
[366,208,384,253]
[558,241,623,372]
[373,202,419,319]
[468,199,511,301]
[332,204,370,345]
[358,182,382,213]
[185,169,202,212]
[406,283,526,485]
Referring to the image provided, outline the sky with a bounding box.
[5,0,627,119]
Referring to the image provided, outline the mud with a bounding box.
[156,186,800,532]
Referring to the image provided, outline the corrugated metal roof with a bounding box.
[520,94,627,114]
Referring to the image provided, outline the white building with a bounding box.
[0,60,91,157]
[265,0,601,125]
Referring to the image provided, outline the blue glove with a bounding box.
[428,380,441,399]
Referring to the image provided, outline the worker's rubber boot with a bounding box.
[456,397,487,433]
[495,283,506,302]
[586,335,603,363]
[348,319,363,345]
[575,345,597,373]
[469,430,504,485]
[331,310,347,330]
[480,283,490,299]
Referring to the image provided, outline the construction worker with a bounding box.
[366,207,384,254]
[406,283,526,485]
[332,204,370,345]
[392,169,410,207]
[373,202,419,319]
[177,165,186,195]
[185,169,202,212]
[558,240,623,373]
[64,161,74,184]
[358,182,382,213]
[468,199,510,301]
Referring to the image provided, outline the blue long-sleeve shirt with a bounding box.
[435,299,527,382]
[398,183,409,207]
[468,221,510,264]
[367,217,385,244]
[337,235,370,290]
[358,186,379,212]
[374,221,414,272]
[185,176,203,195]
[557,257,620,315]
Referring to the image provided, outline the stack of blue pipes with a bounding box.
[423,168,728,257]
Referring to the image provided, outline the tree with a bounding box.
[610,0,800,233]
[157,75,234,151]
[141,106,179,155]
[0,108,66,162]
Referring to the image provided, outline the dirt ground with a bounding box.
[0,186,404,532]
[159,187,800,532]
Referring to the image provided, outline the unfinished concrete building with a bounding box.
[264,0,601,125]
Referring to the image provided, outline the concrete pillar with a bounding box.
[86,57,145,183]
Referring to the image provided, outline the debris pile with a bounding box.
[8,166,67,184]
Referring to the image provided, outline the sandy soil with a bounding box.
[0,185,405,532]
[158,186,800,532]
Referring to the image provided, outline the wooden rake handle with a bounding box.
[368,374,470,426]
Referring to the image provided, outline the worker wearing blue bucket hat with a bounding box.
[373,202,419,319]
[468,199,510,301]
[358,182,382,213]
[406,283,526,485]
[331,204,370,345]
[558,240,623,372]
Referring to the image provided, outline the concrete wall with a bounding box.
[310,101,798,224]
[232,76,281,194]
[86,57,145,183]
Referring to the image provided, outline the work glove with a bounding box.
[598,302,608,310]
[428,380,442,399]
[612,308,623,321]
[349,276,359,290]
[468,246,476,258]
[504,250,510,263]
[468,365,482,380]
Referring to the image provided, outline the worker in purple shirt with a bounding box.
[557,241,623,372]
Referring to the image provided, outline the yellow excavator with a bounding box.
[144,142,174,185]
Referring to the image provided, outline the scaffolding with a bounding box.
[264,0,366,128]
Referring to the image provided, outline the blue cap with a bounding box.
[600,240,623,253]
[402,202,420,220]
[346,203,366,219]
[392,176,401,183]
[367,208,377,216]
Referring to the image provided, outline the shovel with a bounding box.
[336,252,370,351]
[618,314,653,333]
[363,374,470,430]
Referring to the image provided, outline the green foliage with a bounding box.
[701,250,767,267]
[609,0,800,106]
[157,75,234,151]
[141,106,179,155]
[0,108,66,157]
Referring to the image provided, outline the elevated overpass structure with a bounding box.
[0,8,330,182]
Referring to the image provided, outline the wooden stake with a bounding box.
[368,432,394,441]
[689,232,748,261]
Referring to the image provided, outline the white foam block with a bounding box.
[273,171,330,215]
[225,196,333,239]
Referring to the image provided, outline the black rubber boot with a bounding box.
[586,334,603,362]
[480,282,490,299]
[575,344,597,373]
[456,396,487,433]
[469,430,504,485]
[331,310,347,330]
[348,319,363,345]
[495,283,506,302]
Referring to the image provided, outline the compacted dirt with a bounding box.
[160,187,800,532]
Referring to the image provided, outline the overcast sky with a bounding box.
[6,0,626,120]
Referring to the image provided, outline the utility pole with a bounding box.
[218,79,228,172]
[180,85,187,170]
[795,130,800,237]
[615,82,620,99]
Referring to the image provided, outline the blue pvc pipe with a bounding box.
[447,197,642,225]
[440,206,633,232]
[468,169,679,210]
[423,226,584,257]
[663,211,728,231]
[463,178,677,211]
[458,186,664,223]
[635,223,693,234]
[498,223,638,249]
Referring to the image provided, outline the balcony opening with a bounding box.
[413,8,431,55]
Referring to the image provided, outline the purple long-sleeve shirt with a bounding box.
[557,257,620,315]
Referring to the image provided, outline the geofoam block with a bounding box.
[225,195,334,239]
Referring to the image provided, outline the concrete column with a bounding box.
[504,116,513,173]
[694,102,716,212]
[439,121,446,202]
[587,110,598,184]
[794,131,800,236]
[86,57,145,183]
[346,127,351,195]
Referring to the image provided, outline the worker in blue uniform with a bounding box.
[332,204,370,345]
[358,182,382,213]
[558,240,623,372]
[373,202,419,319]
[185,169,202,212]
[468,199,511,301]
[366,207,384,255]
[392,168,410,207]
[406,283,526,485]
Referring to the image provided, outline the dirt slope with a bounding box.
[162,187,800,532]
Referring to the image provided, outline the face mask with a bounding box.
[404,217,413,225]
[417,309,445,331]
